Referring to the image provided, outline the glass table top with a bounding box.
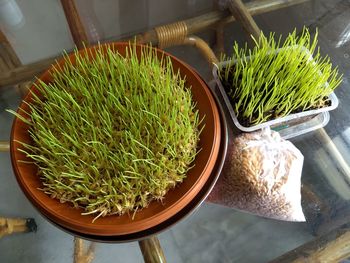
[1,0,350,262]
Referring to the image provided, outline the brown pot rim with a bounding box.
[11,42,221,236]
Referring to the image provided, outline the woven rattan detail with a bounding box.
[155,21,188,48]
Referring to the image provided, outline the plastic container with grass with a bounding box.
[213,29,341,137]
[213,58,338,135]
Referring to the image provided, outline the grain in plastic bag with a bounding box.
[208,128,305,221]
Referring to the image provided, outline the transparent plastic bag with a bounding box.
[208,128,305,221]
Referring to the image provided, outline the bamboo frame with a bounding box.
[317,128,350,177]
[134,0,309,45]
[183,36,219,65]
[0,30,30,96]
[0,0,309,88]
[214,21,225,57]
[0,141,10,152]
[212,1,225,57]
[60,0,89,48]
[271,224,350,262]
[0,30,21,67]
[311,127,350,234]
[73,237,95,263]
[153,21,218,65]
[227,0,261,39]
[0,56,54,88]
[0,217,36,239]
[139,236,167,263]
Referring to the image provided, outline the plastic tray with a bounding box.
[277,111,329,139]
[212,53,339,135]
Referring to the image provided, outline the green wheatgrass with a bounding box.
[220,27,343,126]
[9,43,202,221]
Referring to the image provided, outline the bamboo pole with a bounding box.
[149,0,309,41]
[0,0,91,89]
[226,0,261,39]
[73,237,95,263]
[0,30,31,95]
[213,1,225,57]
[134,0,309,44]
[0,56,55,88]
[0,0,310,88]
[0,30,21,67]
[183,36,219,65]
[139,236,167,263]
[0,141,10,152]
[0,217,37,239]
[60,0,89,48]
[317,128,350,177]
[270,224,350,263]
[214,21,225,56]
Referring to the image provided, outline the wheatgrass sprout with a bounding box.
[10,43,202,221]
[219,27,343,126]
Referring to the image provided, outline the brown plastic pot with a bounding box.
[10,42,221,236]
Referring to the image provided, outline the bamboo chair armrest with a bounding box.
[154,21,219,67]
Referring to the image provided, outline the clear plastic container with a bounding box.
[212,50,339,135]
[277,111,329,139]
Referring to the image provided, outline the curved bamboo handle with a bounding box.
[154,22,219,67]
[183,36,219,66]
